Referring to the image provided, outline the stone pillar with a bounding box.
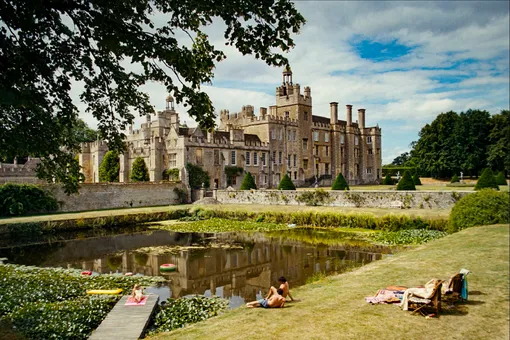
[330,102,338,125]
[358,109,365,129]
[346,105,352,126]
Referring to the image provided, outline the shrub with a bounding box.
[240,172,257,190]
[130,157,150,182]
[98,150,119,182]
[278,174,295,190]
[186,163,210,189]
[449,189,509,232]
[412,174,422,185]
[451,174,460,183]
[382,174,393,185]
[396,170,416,191]
[331,173,349,190]
[162,168,180,181]
[495,171,507,186]
[474,168,499,191]
[0,183,58,217]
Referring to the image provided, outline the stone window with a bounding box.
[303,139,308,150]
[325,163,329,174]
[368,149,373,155]
[253,152,258,166]
[377,148,380,154]
[315,145,319,156]
[231,150,236,165]
[294,171,297,180]
[340,134,344,144]
[313,131,319,142]
[169,153,177,167]
[279,151,282,164]
[278,128,283,140]
[292,130,297,141]
[285,111,289,119]
[213,150,220,165]
[246,151,251,166]
[304,112,308,120]
[196,148,203,165]
[325,132,329,142]
[354,136,359,146]
[293,154,297,167]
[272,151,276,164]
[288,130,292,141]
[271,129,276,140]
[303,159,308,169]
[287,154,291,167]
[354,148,359,158]
[325,146,329,156]
[367,136,372,144]
[261,152,266,166]
[367,168,372,174]
[264,175,267,184]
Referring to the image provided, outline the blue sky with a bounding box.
[76,1,510,164]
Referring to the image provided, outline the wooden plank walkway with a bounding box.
[89,295,159,340]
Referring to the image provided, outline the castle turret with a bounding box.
[282,65,292,84]
[346,105,353,126]
[330,102,338,125]
[304,86,311,99]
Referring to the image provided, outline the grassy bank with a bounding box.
[150,224,509,340]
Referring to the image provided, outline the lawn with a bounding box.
[149,224,509,340]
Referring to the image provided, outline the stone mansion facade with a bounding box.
[79,68,382,188]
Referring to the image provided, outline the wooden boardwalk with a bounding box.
[89,295,159,340]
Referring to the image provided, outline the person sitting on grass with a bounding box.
[246,288,286,308]
[131,284,144,303]
[266,276,295,302]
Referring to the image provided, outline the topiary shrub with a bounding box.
[278,174,295,190]
[130,157,150,182]
[383,174,393,185]
[412,174,422,185]
[331,172,349,190]
[98,150,119,182]
[396,170,416,190]
[474,168,499,191]
[449,189,509,232]
[240,172,257,190]
[495,171,507,186]
[451,174,460,183]
[0,183,58,217]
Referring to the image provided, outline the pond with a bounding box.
[0,227,392,309]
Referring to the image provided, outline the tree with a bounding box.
[391,152,410,166]
[240,172,257,190]
[130,157,149,182]
[474,168,499,191]
[74,119,98,143]
[278,174,295,190]
[495,172,507,186]
[98,151,119,182]
[412,174,422,186]
[396,170,416,191]
[487,110,510,172]
[383,174,393,185]
[1,1,305,193]
[451,174,460,183]
[331,172,349,190]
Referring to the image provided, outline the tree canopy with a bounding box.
[99,150,120,182]
[406,109,509,178]
[130,157,149,182]
[0,0,305,193]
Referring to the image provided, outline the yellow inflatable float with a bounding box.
[86,288,123,295]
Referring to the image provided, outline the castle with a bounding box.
[80,68,382,188]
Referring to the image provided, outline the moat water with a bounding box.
[0,228,392,308]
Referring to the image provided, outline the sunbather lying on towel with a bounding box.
[400,279,441,311]
[246,288,286,308]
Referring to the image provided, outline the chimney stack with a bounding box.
[358,109,365,129]
[346,105,353,126]
[330,102,338,125]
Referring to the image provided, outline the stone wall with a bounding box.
[45,182,186,212]
[214,189,472,209]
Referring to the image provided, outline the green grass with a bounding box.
[149,224,509,340]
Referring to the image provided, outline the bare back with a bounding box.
[268,294,286,308]
[279,282,290,297]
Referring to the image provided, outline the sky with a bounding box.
[76,1,510,165]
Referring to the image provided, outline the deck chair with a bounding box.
[409,281,443,317]
[442,269,471,303]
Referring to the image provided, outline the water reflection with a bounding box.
[0,229,391,308]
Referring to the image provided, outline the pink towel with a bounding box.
[125,296,148,306]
